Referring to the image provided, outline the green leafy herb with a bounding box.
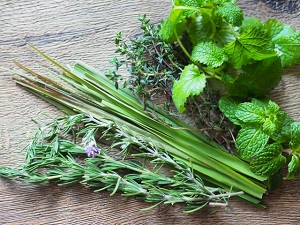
[264,19,300,67]
[219,97,300,184]
[191,42,227,68]
[250,143,286,177]
[172,64,206,113]
[225,27,277,69]
[160,0,300,113]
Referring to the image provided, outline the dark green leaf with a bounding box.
[227,56,283,98]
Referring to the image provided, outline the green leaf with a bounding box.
[188,15,235,47]
[177,0,204,18]
[159,10,186,43]
[191,42,227,68]
[235,102,266,124]
[218,96,242,125]
[217,2,243,26]
[227,56,283,98]
[225,27,277,69]
[250,143,286,177]
[172,64,206,113]
[239,17,263,34]
[267,169,283,190]
[286,155,300,180]
[236,126,269,159]
[290,122,300,153]
[271,113,294,143]
[264,19,300,67]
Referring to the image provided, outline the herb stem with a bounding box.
[175,30,191,59]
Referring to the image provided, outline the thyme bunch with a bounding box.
[0,114,242,213]
[106,15,186,106]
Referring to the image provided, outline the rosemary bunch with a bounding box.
[0,114,242,213]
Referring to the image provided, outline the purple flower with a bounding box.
[84,144,101,158]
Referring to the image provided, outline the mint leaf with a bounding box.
[160,10,186,43]
[217,2,243,26]
[227,56,283,98]
[250,143,286,177]
[271,113,294,143]
[264,19,300,68]
[188,15,235,47]
[236,126,269,159]
[290,122,300,153]
[218,96,242,125]
[225,27,277,69]
[191,42,227,68]
[286,155,300,180]
[251,98,269,111]
[178,0,204,18]
[172,64,206,113]
[263,101,285,135]
[235,102,266,124]
[239,17,263,34]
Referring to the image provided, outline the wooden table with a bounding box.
[1,0,300,224]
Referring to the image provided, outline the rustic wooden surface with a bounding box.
[1,0,300,224]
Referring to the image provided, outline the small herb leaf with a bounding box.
[264,19,300,68]
[236,126,269,159]
[236,102,266,124]
[286,155,300,180]
[172,64,206,113]
[191,42,227,68]
[217,2,244,26]
[290,122,300,153]
[250,143,286,177]
[218,96,242,125]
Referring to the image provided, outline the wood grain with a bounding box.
[1,0,300,224]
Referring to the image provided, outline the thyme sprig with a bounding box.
[0,114,242,213]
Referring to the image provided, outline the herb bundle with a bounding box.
[1,0,300,213]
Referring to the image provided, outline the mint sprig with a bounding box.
[160,0,300,113]
[219,97,300,182]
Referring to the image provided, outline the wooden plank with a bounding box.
[0,0,299,224]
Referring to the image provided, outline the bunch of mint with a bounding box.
[219,97,300,182]
[159,0,300,113]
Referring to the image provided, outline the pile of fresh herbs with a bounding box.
[1,0,300,213]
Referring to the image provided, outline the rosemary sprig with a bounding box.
[0,114,243,213]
